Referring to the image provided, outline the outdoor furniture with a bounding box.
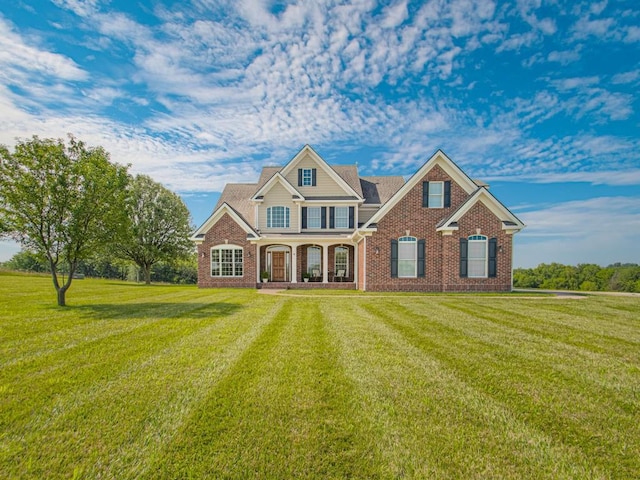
[334,269,346,282]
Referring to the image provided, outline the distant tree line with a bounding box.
[1,250,197,285]
[513,263,640,293]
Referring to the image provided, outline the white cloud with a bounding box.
[0,17,87,81]
[514,197,640,267]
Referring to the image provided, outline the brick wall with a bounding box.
[364,165,513,292]
[196,213,256,288]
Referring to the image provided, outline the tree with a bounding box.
[0,136,129,306]
[116,174,193,284]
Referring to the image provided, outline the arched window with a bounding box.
[211,245,243,277]
[398,236,417,278]
[267,206,290,228]
[467,235,487,278]
[335,246,348,276]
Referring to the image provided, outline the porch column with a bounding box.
[291,244,297,283]
[255,245,261,283]
[322,244,329,283]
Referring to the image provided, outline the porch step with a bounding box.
[258,282,355,290]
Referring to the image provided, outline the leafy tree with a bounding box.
[0,136,129,306]
[0,249,48,273]
[116,174,193,284]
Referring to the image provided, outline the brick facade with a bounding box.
[363,165,513,292]
[196,213,256,288]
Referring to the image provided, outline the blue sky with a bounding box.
[1,0,638,268]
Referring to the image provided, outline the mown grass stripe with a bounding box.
[326,299,601,479]
[150,298,378,479]
[366,298,639,478]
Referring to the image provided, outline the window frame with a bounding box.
[334,206,349,229]
[210,245,243,277]
[428,181,444,208]
[302,168,313,186]
[267,206,290,228]
[467,234,488,278]
[398,236,417,278]
[307,207,321,229]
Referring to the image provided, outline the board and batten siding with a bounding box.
[258,181,299,232]
[284,153,351,197]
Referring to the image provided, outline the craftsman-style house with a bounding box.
[191,145,524,291]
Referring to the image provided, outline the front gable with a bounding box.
[436,187,524,235]
[191,203,258,244]
[280,145,363,200]
[365,150,478,228]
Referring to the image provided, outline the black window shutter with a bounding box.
[321,207,326,228]
[460,238,468,278]
[302,207,307,229]
[391,240,398,278]
[348,207,354,229]
[312,168,317,186]
[298,169,302,186]
[422,181,429,207]
[444,181,451,208]
[488,238,497,278]
[329,207,335,229]
[417,239,425,277]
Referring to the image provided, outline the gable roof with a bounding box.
[251,172,304,201]
[364,149,479,227]
[360,176,405,205]
[435,187,525,233]
[214,183,258,223]
[191,202,258,242]
[280,145,363,200]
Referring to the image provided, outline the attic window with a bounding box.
[302,168,313,186]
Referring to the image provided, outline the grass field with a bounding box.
[1,273,638,479]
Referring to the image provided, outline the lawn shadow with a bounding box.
[71,302,244,321]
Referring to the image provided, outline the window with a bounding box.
[334,207,349,228]
[428,181,443,208]
[335,246,348,276]
[468,235,487,277]
[460,236,497,278]
[398,236,417,278]
[267,206,290,228]
[211,246,243,277]
[307,246,321,275]
[423,181,451,208]
[302,168,313,186]
[307,207,321,229]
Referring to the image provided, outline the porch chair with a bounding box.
[334,269,346,282]
[312,269,321,281]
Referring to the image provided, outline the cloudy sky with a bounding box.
[1,0,638,267]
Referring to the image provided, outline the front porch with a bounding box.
[256,239,357,287]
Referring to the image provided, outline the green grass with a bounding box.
[1,274,638,479]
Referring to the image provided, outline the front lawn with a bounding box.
[1,274,638,478]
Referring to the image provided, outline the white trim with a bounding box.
[251,172,304,202]
[280,145,363,200]
[436,188,525,233]
[364,150,478,228]
[191,203,257,242]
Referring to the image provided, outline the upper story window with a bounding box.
[423,181,451,208]
[211,245,243,277]
[334,207,349,228]
[302,168,313,186]
[298,168,316,186]
[267,206,290,228]
[307,207,321,228]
